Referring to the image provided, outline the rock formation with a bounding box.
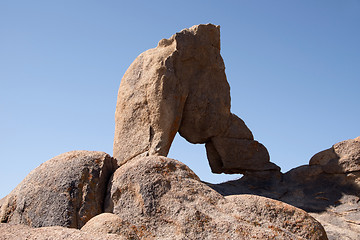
[1,24,358,239]
[103,156,327,239]
[209,137,360,240]
[81,213,138,238]
[309,136,360,175]
[0,154,328,240]
[0,151,118,228]
[113,23,279,174]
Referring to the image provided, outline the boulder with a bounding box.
[113,23,279,174]
[104,156,327,239]
[310,137,360,174]
[206,137,279,173]
[81,213,138,238]
[208,137,360,240]
[0,223,125,240]
[224,195,328,240]
[0,151,118,228]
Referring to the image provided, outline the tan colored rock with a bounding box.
[206,137,279,173]
[0,151,118,228]
[0,197,4,211]
[310,137,360,174]
[113,24,279,173]
[224,195,328,240]
[309,148,338,166]
[81,213,138,238]
[209,137,360,240]
[104,156,327,239]
[0,223,125,240]
[332,137,360,173]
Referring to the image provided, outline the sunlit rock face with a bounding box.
[0,151,118,229]
[113,24,279,174]
[103,155,327,240]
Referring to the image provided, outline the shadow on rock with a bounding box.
[207,137,360,240]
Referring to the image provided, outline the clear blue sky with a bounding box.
[1,1,359,198]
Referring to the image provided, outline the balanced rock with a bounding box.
[0,151,118,228]
[113,24,279,174]
[104,156,327,239]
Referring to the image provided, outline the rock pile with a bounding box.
[1,23,357,239]
[0,154,327,239]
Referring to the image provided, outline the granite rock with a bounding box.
[81,213,138,238]
[0,151,118,228]
[208,137,360,240]
[0,223,125,240]
[113,24,279,174]
[104,156,327,239]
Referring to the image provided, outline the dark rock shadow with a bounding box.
[205,165,360,213]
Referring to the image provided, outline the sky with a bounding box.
[1,1,359,199]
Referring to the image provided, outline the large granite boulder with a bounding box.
[0,151,118,228]
[103,156,327,239]
[113,23,279,174]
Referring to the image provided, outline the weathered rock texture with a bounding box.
[104,156,327,239]
[2,24,357,240]
[0,223,125,240]
[209,137,360,240]
[309,136,360,175]
[81,213,138,238]
[0,151,118,228]
[113,23,279,174]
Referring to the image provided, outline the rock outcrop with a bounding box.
[103,155,327,239]
[113,23,279,174]
[0,153,328,240]
[0,151,118,228]
[309,136,360,175]
[209,137,360,240]
[2,24,358,239]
